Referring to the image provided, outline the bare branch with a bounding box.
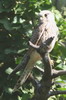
[29,37,54,100]
[52,69,66,78]
[34,65,44,74]
[34,67,66,79]
[59,41,66,48]
[49,90,66,97]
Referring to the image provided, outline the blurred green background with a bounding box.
[0,0,66,100]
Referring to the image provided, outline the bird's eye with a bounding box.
[45,14,47,17]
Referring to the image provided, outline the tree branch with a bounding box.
[29,37,54,100]
[52,69,66,78]
[34,65,44,74]
[48,90,66,97]
[33,67,66,79]
[28,37,66,100]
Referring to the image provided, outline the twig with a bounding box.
[33,67,66,79]
[48,90,66,97]
[34,65,44,74]
[52,69,66,78]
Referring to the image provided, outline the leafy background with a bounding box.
[0,0,66,100]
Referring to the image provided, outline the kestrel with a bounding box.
[9,10,59,92]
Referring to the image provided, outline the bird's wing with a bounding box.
[30,23,45,45]
[8,23,44,79]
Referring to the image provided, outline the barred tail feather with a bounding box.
[13,50,41,92]
[13,66,33,92]
[8,52,31,79]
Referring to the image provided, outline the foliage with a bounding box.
[0,0,66,100]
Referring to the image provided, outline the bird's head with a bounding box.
[38,10,55,23]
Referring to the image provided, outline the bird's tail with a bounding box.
[13,50,41,92]
[13,65,33,92]
[8,52,30,80]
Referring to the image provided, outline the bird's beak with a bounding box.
[38,13,43,18]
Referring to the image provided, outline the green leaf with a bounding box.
[5,67,13,74]
[18,96,22,100]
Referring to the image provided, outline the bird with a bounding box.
[9,10,59,92]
